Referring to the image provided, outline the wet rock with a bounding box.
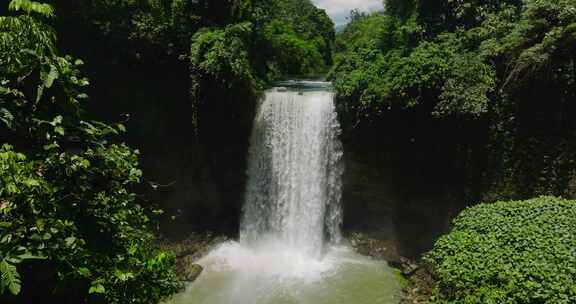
[399,257,419,276]
[399,263,436,304]
[184,264,203,282]
[160,233,229,261]
[348,232,401,264]
[158,232,226,281]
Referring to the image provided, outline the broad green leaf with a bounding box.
[77,267,91,278]
[65,236,76,246]
[54,126,65,136]
[16,253,46,260]
[89,283,105,294]
[41,64,59,89]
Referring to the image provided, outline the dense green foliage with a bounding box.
[331,0,576,199]
[331,0,576,118]
[188,0,334,123]
[6,0,576,303]
[1,1,181,302]
[333,6,576,300]
[50,0,246,59]
[52,0,335,133]
[50,0,334,80]
[1,0,338,302]
[425,196,576,303]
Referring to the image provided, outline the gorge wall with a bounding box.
[84,60,476,256]
[58,34,477,254]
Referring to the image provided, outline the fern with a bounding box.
[0,259,21,295]
[8,0,54,18]
[0,108,14,129]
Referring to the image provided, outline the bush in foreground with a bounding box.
[425,196,576,303]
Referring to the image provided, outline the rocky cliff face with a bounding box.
[341,147,464,258]
[84,59,256,238]
[85,58,471,255]
[339,111,481,257]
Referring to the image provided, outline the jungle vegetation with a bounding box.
[426,196,576,303]
[330,1,576,302]
[0,1,182,303]
[0,0,334,302]
[2,0,576,303]
[330,0,576,201]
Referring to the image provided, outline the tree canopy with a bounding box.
[331,0,576,119]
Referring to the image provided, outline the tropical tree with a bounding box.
[1,1,181,302]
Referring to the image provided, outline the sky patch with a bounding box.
[312,0,383,26]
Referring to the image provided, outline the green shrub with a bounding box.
[425,196,576,303]
[190,23,255,88]
[259,19,326,77]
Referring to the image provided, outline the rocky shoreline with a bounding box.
[347,233,434,304]
[158,233,229,282]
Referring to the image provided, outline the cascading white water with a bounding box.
[167,81,401,304]
[241,86,343,258]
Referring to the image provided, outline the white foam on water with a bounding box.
[167,241,400,304]
[202,241,338,281]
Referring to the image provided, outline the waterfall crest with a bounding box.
[241,85,344,258]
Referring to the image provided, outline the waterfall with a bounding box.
[241,83,344,258]
[167,82,401,304]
